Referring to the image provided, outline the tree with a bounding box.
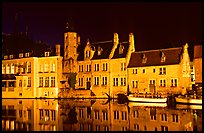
[68,73,77,89]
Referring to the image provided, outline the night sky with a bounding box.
[2,2,202,51]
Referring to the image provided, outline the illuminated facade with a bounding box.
[63,29,135,98]
[2,46,63,98]
[127,43,192,94]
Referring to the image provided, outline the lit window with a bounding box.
[25,52,30,57]
[121,78,126,86]
[2,65,6,74]
[102,77,107,86]
[45,52,50,57]
[19,53,23,58]
[11,64,15,75]
[161,52,166,62]
[94,77,99,86]
[142,53,147,63]
[39,77,43,87]
[119,44,124,54]
[113,78,118,86]
[132,81,138,88]
[4,55,8,59]
[171,79,178,87]
[6,64,10,74]
[160,79,166,87]
[86,64,91,72]
[39,64,43,72]
[19,80,22,87]
[98,46,103,56]
[45,77,49,87]
[159,67,166,75]
[44,64,49,72]
[133,69,137,74]
[78,78,83,86]
[27,62,31,73]
[94,64,99,71]
[86,50,90,58]
[50,63,55,72]
[51,77,55,87]
[51,110,56,121]
[121,63,126,71]
[102,63,108,71]
[9,55,13,59]
[27,77,31,87]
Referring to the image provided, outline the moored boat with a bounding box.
[175,95,202,105]
[127,93,167,103]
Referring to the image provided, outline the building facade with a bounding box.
[2,46,63,98]
[63,31,135,98]
[127,43,192,95]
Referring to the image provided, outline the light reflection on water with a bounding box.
[2,99,202,131]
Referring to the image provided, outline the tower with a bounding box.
[63,19,79,74]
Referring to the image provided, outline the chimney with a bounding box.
[129,33,135,52]
[113,33,119,45]
[109,33,119,59]
[77,35,80,45]
[56,44,61,56]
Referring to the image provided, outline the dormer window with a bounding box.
[142,53,147,63]
[161,52,166,62]
[86,50,90,58]
[45,52,50,57]
[25,52,30,57]
[4,55,8,59]
[119,44,124,54]
[98,46,103,56]
[9,55,13,59]
[19,53,23,58]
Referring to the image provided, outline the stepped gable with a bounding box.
[128,47,182,68]
[112,42,129,59]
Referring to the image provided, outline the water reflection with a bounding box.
[2,99,202,131]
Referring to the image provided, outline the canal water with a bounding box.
[2,99,202,131]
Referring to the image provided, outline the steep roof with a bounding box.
[92,41,114,60]
[194,45,202,58]
[112,42,129,59]
[128,47,182,68]
[77,41,114,61]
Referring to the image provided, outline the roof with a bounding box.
[92,41,114,60]
[128,47,182,68]
[112,42,129,59]
[194,45,202,58]
[77,41,114,61]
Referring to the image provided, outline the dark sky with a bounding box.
[2,2,202,51]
